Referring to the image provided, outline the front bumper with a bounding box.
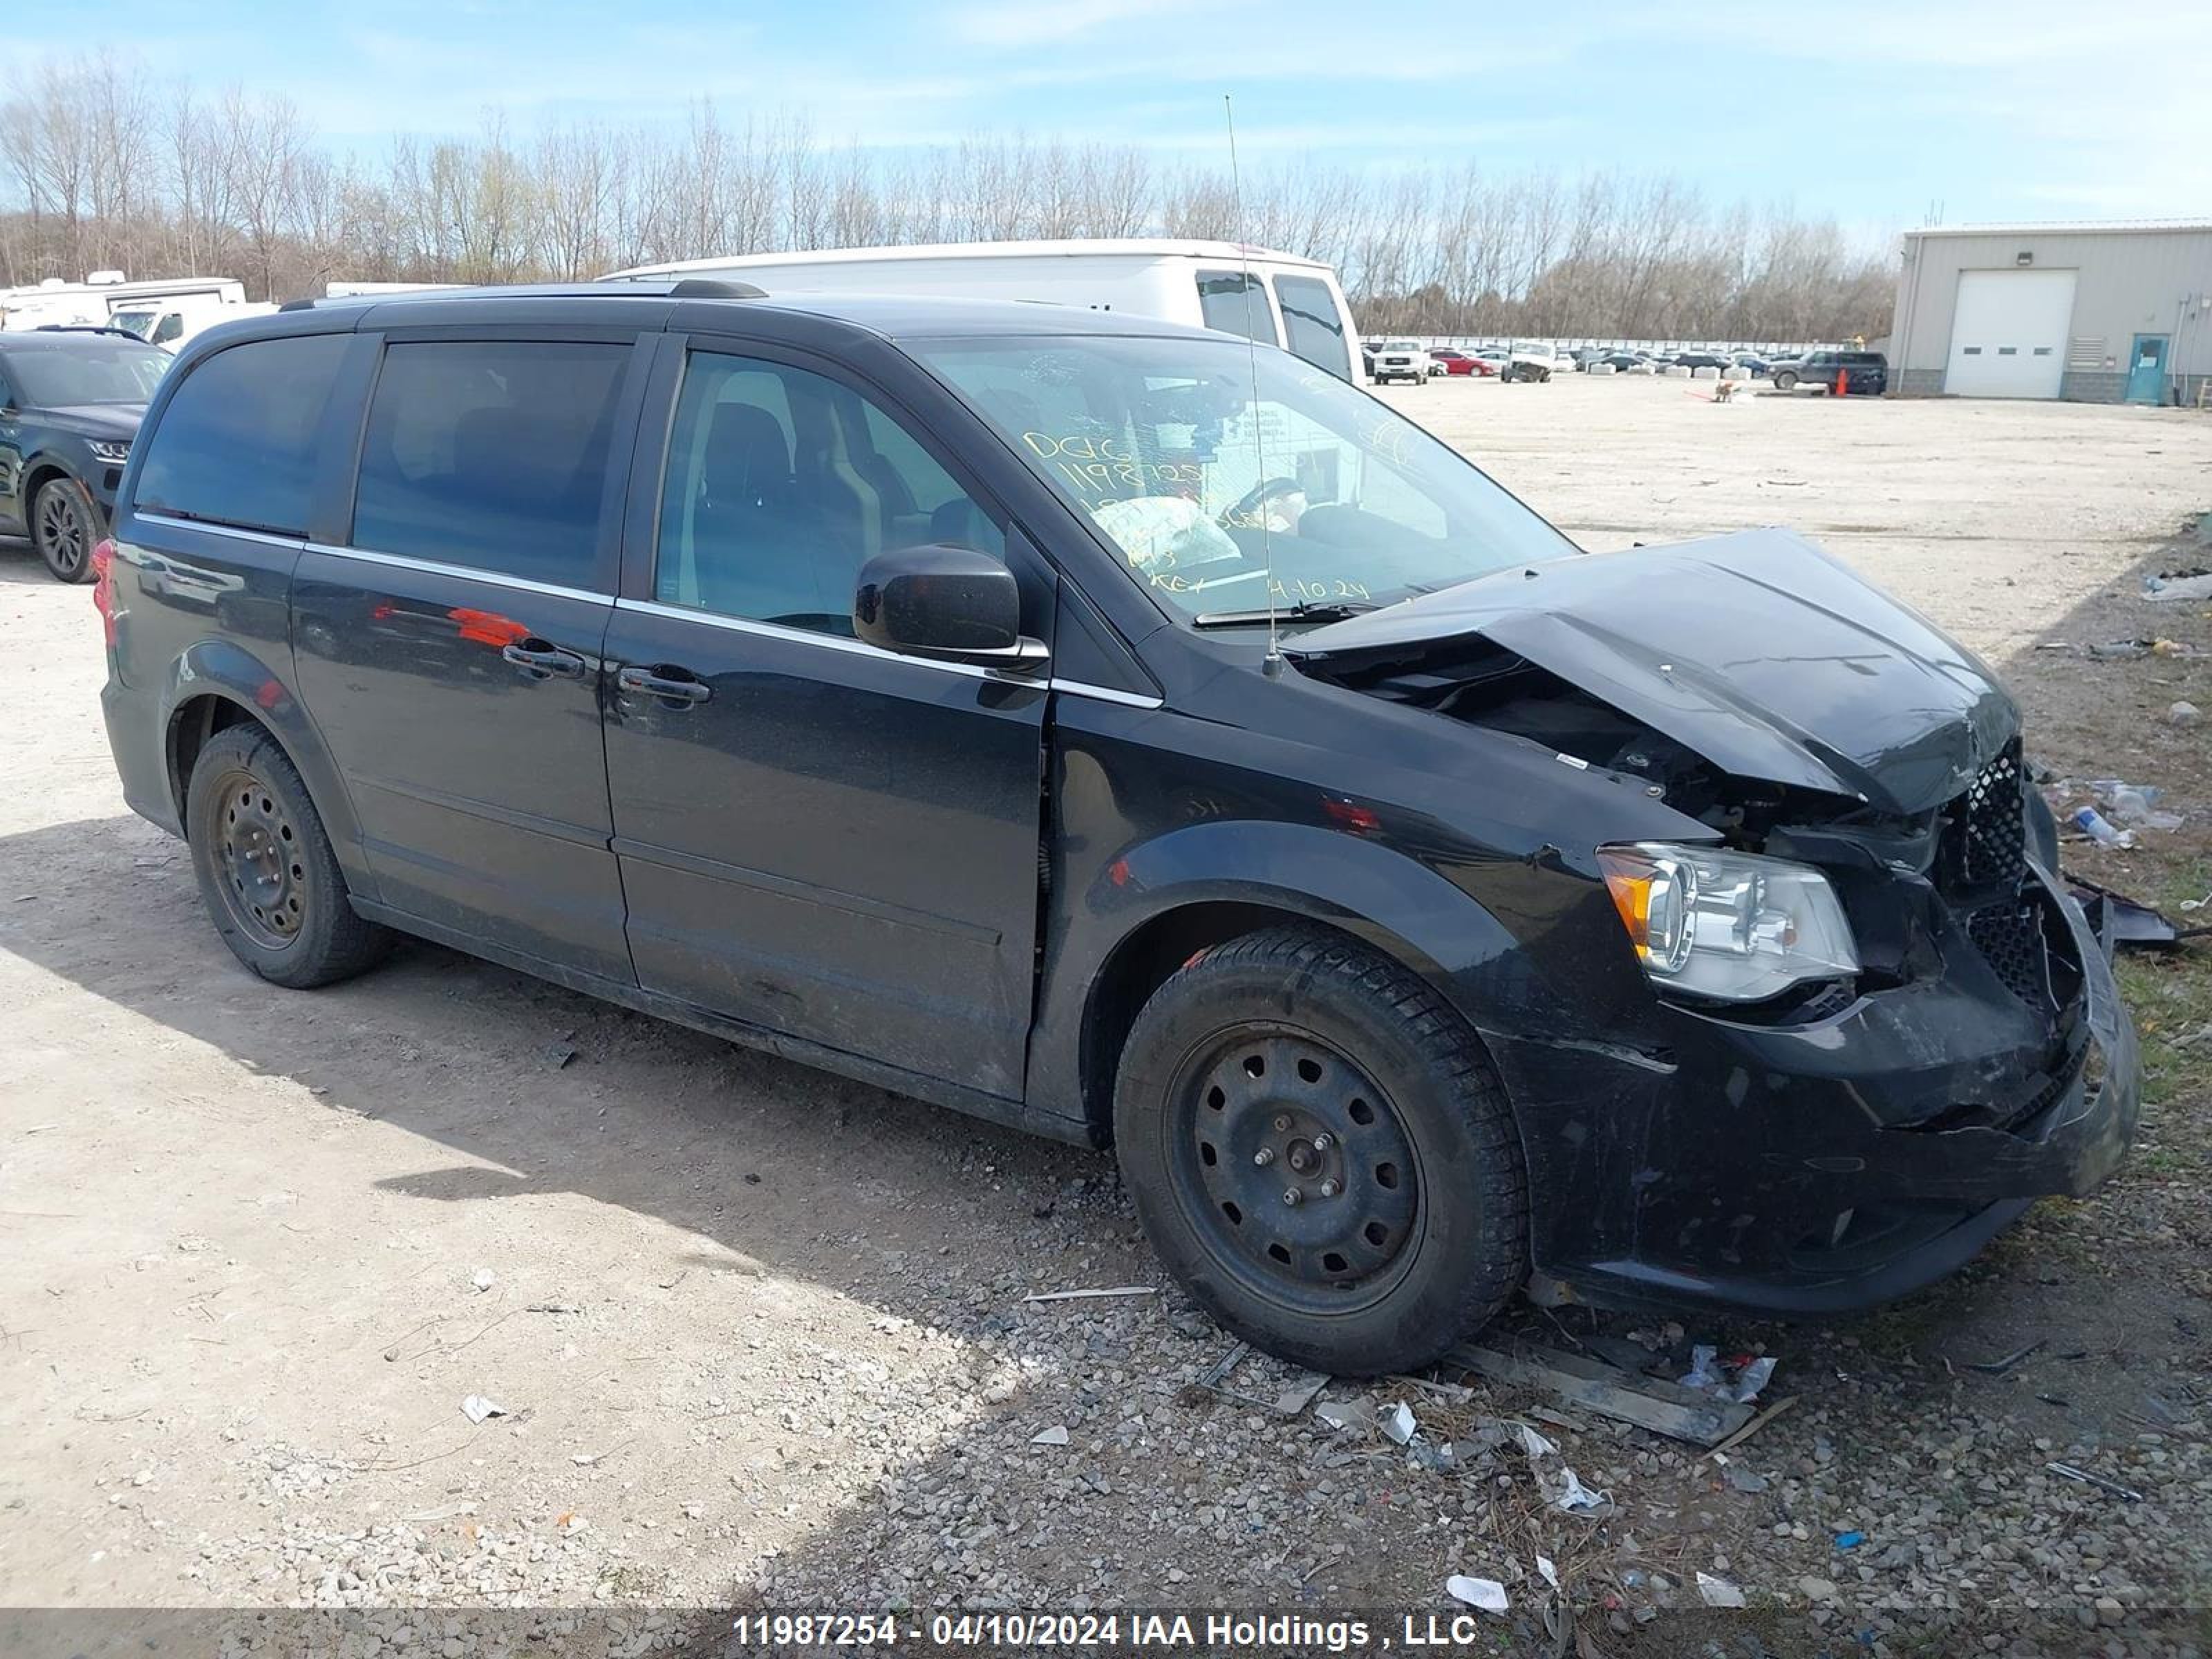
[1489,868,2139,1319]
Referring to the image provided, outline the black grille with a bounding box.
[1952,741,2026,889]
[1965,898,2050,1007]
[1939,741,2051,1009]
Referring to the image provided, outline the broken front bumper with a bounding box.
[1489,868,2139,1319]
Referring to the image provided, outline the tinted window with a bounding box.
[1273,274,1351,379]
[351,340,630,588]
[10,338,170,406]
[1195,271,1276,345]
[134,334,346,536]
[656,350,1003,635]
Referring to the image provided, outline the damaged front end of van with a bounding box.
[1288,529,2139,1317]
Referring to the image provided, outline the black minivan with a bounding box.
[95,283,2135,1375]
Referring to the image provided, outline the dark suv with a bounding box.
[1772,349,1888,395]
[95,283,2135,1375]
[1,326,170,581]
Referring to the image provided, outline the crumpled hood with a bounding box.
[33,403,144,440]
[1286,529,2017,815]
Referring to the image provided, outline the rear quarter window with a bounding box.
[1273,274,1351,380]
[133,334,348,536]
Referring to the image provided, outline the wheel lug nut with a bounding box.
[1252,1147,1275,1167]
[1312,1132,1334,1152]
[1282,1188,1302,1207]
[1273,1115,1292,1132]
[1319,1179,1341,1198]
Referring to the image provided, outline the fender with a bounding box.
[158,637,379,901]
[1024,816,1559,1132]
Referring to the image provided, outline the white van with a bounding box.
[107,295,279,352]
[601,239,1364,383]
[0,274,250,336]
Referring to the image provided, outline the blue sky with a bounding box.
[24,0,2211,237]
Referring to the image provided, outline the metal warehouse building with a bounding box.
[1891,220,2211,403]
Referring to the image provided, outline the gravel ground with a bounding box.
[1,375,2208,1655]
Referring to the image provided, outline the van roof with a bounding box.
[601,237,1333,281]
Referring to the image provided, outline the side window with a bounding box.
[655,350,1004,635]
[1273,274,1351,380]
[133,334,347,535]
[1194,271,1277,345]
[350,339,630,589]
[152,313,182,345]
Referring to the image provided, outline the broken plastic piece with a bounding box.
[459,1395,507,1425]
[1696,1571,1746,1607]
[1380,1400,1417,1445]
[1029,1425,1070,1447]
[1445,1575,1509,1613]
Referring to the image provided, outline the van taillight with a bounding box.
[91,538,116,645]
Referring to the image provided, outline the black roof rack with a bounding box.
[279,277,767,313]
[28,324,151,340]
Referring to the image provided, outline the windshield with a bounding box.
[108,310,158,340]
[10,339,169,406]
[915,334,1576,621]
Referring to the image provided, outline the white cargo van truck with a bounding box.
[0,274,252,335]
[601,239,1365,382]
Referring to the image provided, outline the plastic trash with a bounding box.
[459,1395,507,1425]
[471,1268,495,1293]
[2072,807,2133,849]
[1540,1461,1613,1515]
[1696,1571,1747,1608]
[1380,1400,1417,1445]
[2144,570,2212,603]
[1445,1575,1509,1613]
[1680,1345,1777,1404]
[1029,1425,1069,1447]
[1835,1530,1865,1550]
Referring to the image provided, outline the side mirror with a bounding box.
[853,544,1047,671]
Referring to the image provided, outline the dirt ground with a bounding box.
[3,373,2209,1653]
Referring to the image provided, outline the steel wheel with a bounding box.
[1168,1026,1421,1315]
[34,480,91,581]
[211,771,308,951]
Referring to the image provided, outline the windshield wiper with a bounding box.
[1191,599,1380,629]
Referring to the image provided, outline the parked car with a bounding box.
[1426,347,1491,378]
[1369,339,1426,385]
[1668,352,1733,373]
[1730,353,1772,377]
[95,284,2137,1376]
[0,325,169,581]
[1591,352,1646,373]
[1771,350,1888,395]
[1501,340,1555,382]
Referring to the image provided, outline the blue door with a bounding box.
[2126,335,2168,404]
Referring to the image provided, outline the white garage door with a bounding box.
[1944,269,2076,397]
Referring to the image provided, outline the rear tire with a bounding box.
[186,724,393,988]
[1114,925,1528,1376]
[32,475,100,584]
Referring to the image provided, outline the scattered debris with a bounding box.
[2070,877,2210,951]
[2071,806,2133,849]
[524,1301,580,1315]
[2144,568,2212,603]
[2091,780,2184,832]
[544,1044,577,1069]
[1535,1555,1559,1592]
[1273,1371,1329,1418]
[1197,1341,1248,1391]
[1835,1530,1865,1550]
[1445,1574,1509,1613]
[1449,1340,1752,1446]
[1700,1395,1800,1462]
[1680,1344,1777,1405]
[1696,1571,1747,1608]
[470,1268,496,1293]
[1723,1464,1770,1494]
[1029,1425,1070,1447]
[1539,1460,1612,1515]
[459,1395,507,1425]
[1020,1285,1156,1304]
[1379,1400,1418,1445]
[2047,1461,2144,1502]
[1962,1338,2043,1375]
[1314,1401,1375,1434]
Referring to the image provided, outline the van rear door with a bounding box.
[1271,272,1358,382]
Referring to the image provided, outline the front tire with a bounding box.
[32,475,100,583]
[1775,371,1799,391]
[1114,926,1528,1376]
[186,724,393,988]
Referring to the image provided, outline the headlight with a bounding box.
[1597,841,1858,1003]
[90,440,131,463]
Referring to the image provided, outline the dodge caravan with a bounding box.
[95,283,2137,1375]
